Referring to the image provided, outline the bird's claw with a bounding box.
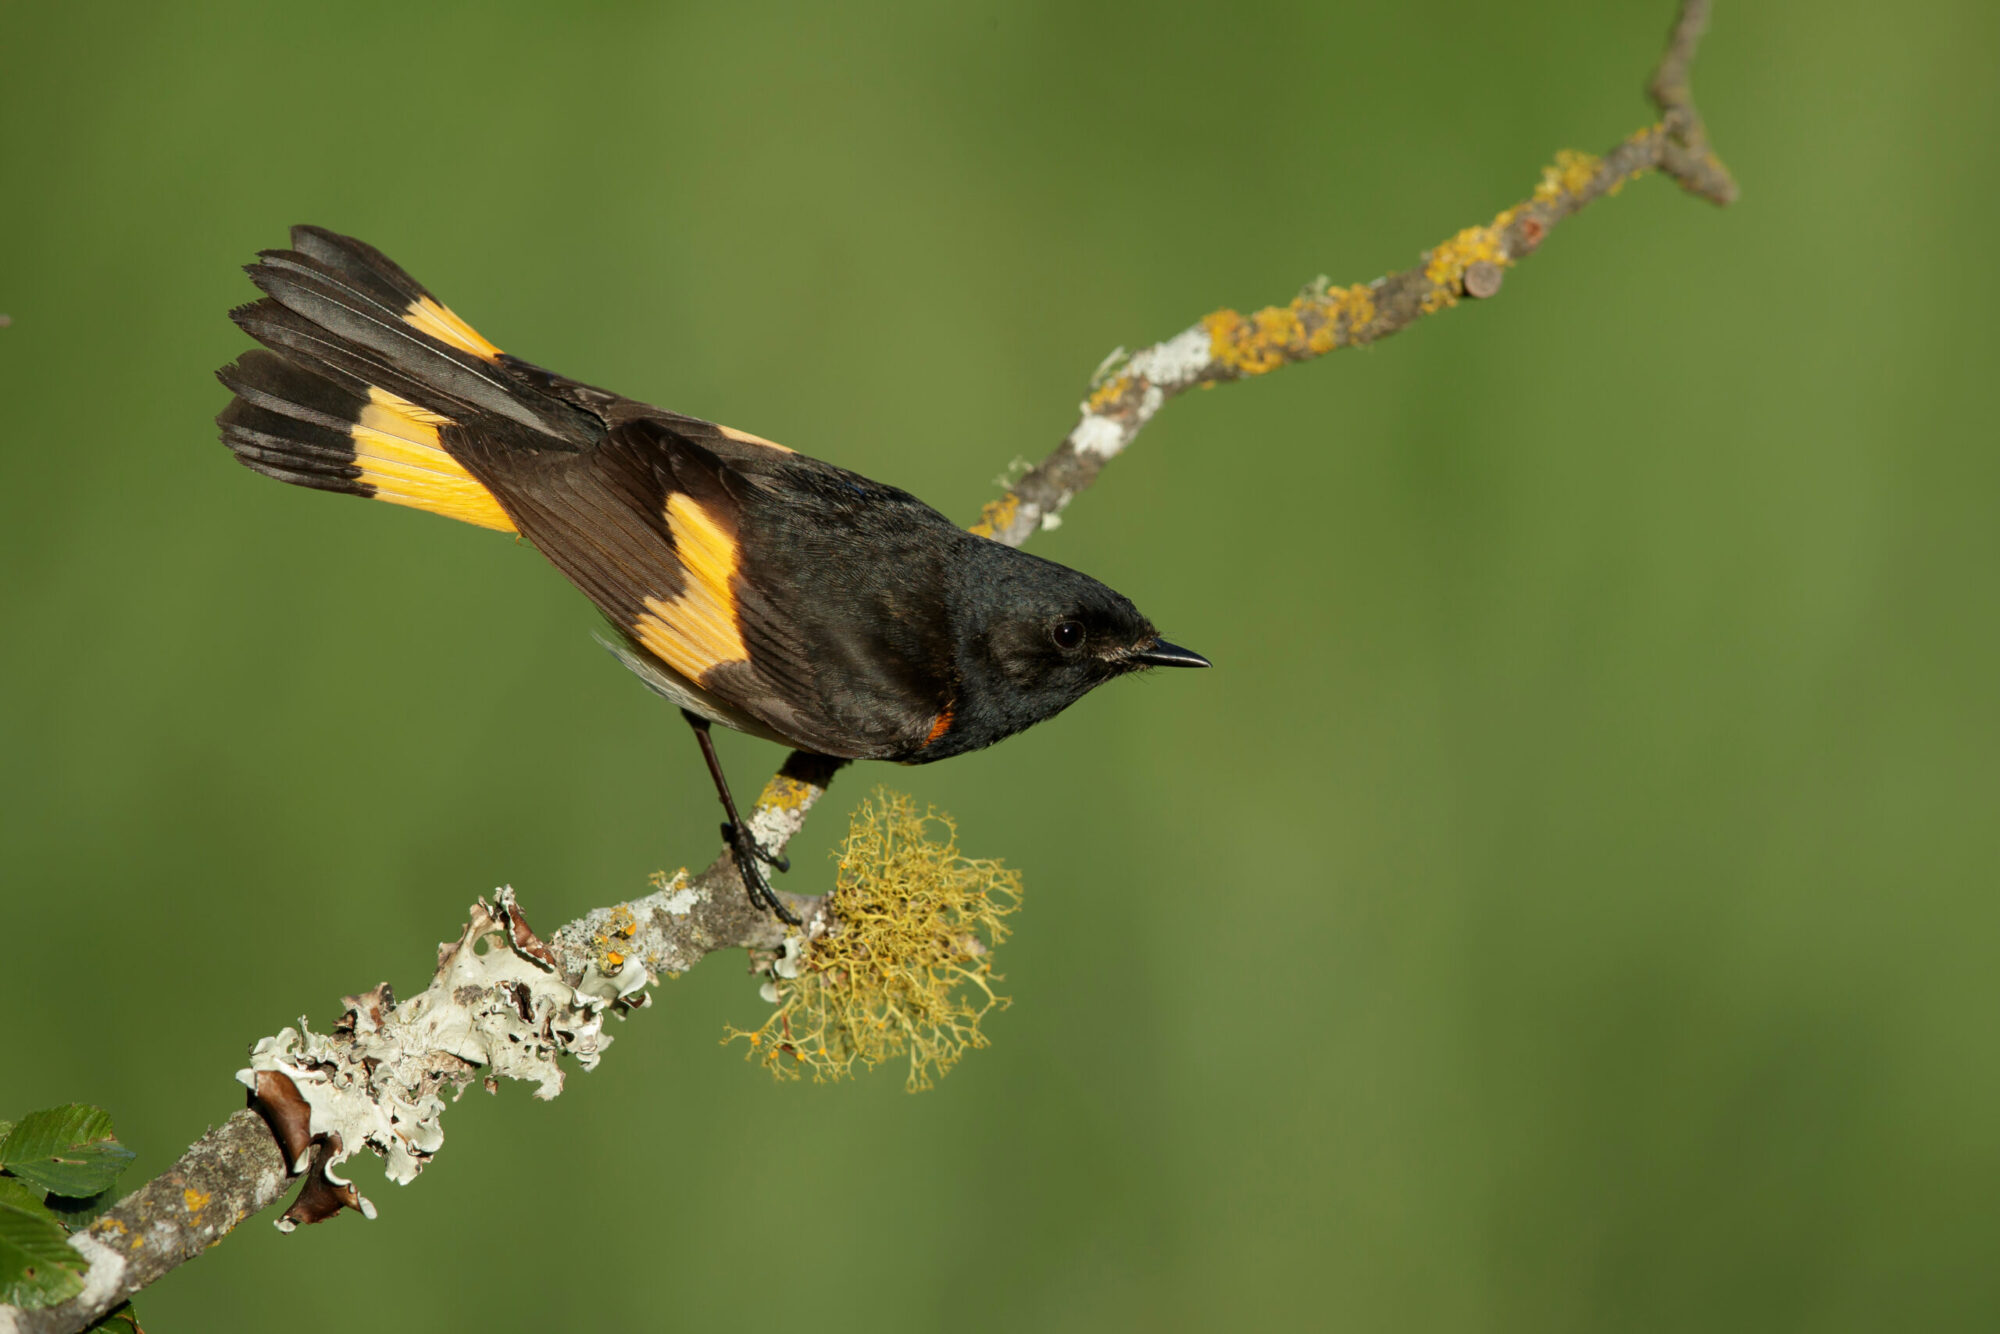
[723,821,801,925]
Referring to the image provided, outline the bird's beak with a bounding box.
[1126,638,1211,669]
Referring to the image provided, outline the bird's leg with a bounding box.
[681,709,801,925]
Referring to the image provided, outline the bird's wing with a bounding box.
[452,413,847,750]
[215,225,893,755]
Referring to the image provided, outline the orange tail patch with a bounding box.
[350,389,515,532]
[402,295,503,362]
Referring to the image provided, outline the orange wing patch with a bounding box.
[717,423,794,454]
[350,388,516,532]
[403,295,503,362]
[633,494,750,681]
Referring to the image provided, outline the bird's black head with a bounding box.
[935,540,1208,757]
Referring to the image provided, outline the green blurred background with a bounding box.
[4,0,1996,1328]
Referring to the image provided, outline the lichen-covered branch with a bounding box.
[0,751,852,1334]
[1,6,1734,1330]
[968,0,1735,547]
[0,1113,285,1334]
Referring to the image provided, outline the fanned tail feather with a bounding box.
[214,225,597,531]
[218,349,515,531]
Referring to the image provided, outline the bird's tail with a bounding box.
[215,225,591,532]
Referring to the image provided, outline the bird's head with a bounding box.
[943,542,1208,752]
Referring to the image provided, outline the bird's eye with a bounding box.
[1051,619,1086,651]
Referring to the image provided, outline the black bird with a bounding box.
[216,226,1209,921]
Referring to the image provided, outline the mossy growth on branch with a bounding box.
[727,789,1021,1091]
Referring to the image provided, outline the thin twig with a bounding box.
[967,0,1734,547]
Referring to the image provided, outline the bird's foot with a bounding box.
[723,821,801,925]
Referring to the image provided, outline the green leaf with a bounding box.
[0,1120,13,1143]
[0,1106,136,1199]
[0,1175,56,1222]
[0,1197,86,1309]
[46,1187,118,1228]
[85,1301,142,1332]
[0,1174,117,1232]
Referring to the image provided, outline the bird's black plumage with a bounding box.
[216,226,1208,916]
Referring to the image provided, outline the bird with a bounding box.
[215,226,1209,922]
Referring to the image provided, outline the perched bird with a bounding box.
[216,226,1208,921]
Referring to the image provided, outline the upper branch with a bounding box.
[968,0,1735,548]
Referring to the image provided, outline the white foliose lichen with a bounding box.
[236,890,632,1209]
[771,931,812,981]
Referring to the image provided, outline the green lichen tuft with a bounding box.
[725,789,1021,1091]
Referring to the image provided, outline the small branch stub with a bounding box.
[1463,261,1504,299]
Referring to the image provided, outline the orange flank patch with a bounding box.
[717,423,794,453]
[923,704,954,747]
[403,294,503,362]
[350,387,515,532]
[634,494,751,681]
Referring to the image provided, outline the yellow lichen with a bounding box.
[1208,282,1379,372]
[753,772,819,815]
[1420,216,1518,313]
[1204,305,1296,376]
[725,789,1021,1091]
[647,868,690,891]
[1252,305,1302,351]
[1203,309,1250,369]
[968,491,1020,540]
[182,1186,211,1215]
[1086,372,1134,413]
[587,905,642,971]
[1533,148,1604,204]
[1332,282,1375,342]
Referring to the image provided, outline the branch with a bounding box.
[968,0,1735,547]
[2,5,1734,1330]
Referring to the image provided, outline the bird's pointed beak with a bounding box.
[1127,638,1211,669]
